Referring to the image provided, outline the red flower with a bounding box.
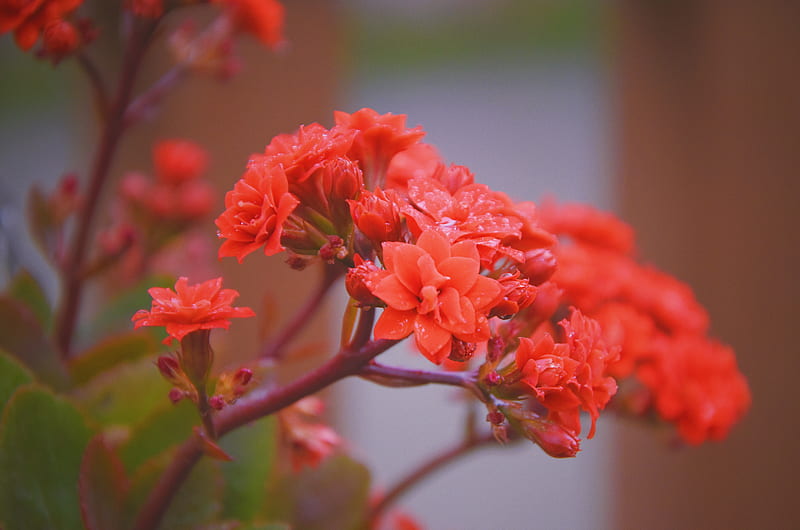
[257,122,356,184]
[215,163,299,261]
[153,139,209,184]
[540,201,635,254]
[637,335,751,445]
[369,230,503,364]
[0,0,82,52]
[215,0,284,49]
[402,177,555,269]
[132,277,255,344]
[515,309,619,438]
[385,142,442,192]
[334,108,425,188]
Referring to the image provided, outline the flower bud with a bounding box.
[345,256,383,307]
[157,355,181,382]
[348,188,403,245]
[490,273,537,319]
[233,368,253,387]
[208,395,226,411]
[168,387,187,404]
[486,410,505,425]
[519,248,557,286]
[41,21,80,63]
[483,371,502,387]
[448,339,476,362]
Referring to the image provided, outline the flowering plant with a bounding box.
[0,2,750,529]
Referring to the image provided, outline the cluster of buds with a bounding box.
[26,173,81,264]
[0,0,95,63]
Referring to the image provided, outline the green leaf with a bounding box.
[0,384,92,530]
[0,350,33,412]
[86,274,175,341]
[118,400,198,474]
[69,332,157,385]
[219,417,278,522]
[125,453,222,530]
[78,435,129,530]
[7,269,51,330]
[71,357,171,427]
[265,455,371,530]
[0,295,70,390]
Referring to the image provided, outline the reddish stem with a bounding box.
[133,335,399,530]
[360,362,474,388]
[54,18,157,357]
[76,51,109,119]
[367,432,497,524]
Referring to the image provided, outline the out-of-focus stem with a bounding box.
[76,51,109,119]
[124,65,186,126]
[360,362,474,388]
[259,264,343,359]
[54,18,158,357]
[133,337,397,530]
[367,432,497,525]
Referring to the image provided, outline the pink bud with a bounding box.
[157,356,181,381]
[168,388,186,404]
[233,368,253,387]
[483,371,502,387]
[208,395,226,411]
[486,410,505,425]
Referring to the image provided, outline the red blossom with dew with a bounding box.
[514,309,619,439]
[215,163,299,262]
[368,230,503,364]
[132,276,255,344]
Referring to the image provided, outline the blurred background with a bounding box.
[1,0,798,528]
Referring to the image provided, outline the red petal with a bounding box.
[373,274,418,311]
[413,314,451,363]
[374,307,415,339]
[438,256,478,294]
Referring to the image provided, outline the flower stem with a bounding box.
[76,51,109,120]
[259,264,343,359]
[54,18,158,357]
[359,362,474,388]
[132,338,397,530]
[367,432,497,525]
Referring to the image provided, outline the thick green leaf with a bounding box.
[125,453,222,530]
[219,417,278,522]
[79,435,129,530]
[71,356,171,426]
[0,295,70,390]
[0,350,33,411]
[265,455,371,530]
[118,400,198,473]
[69,332,157,384]
[0,384,92,530]
[7,269,51,330]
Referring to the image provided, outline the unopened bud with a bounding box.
[520,248,557,286]
[486,410,505,425]
[487,336,504,363]
[208,395,226,411]
[157,355,181,381]
[345,256,383,306]
[483,371,502,387]
[168,387,187,404]
[448,339,476,362]
[233,368,253,387]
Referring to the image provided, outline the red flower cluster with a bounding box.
[121,139,215,223]
[214,0,284,49]
[0,0,84,59]
[514,309,619,439]
[540,201,750,444]
[132,276,254,344]
[210,108,749,455]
